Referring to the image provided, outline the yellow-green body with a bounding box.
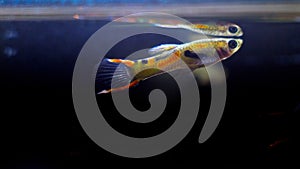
[129,38,243,81]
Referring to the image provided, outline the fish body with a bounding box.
[97,38,243,94]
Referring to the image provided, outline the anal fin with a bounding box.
[98,80,140,94]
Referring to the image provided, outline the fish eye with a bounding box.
[228,40,238,49]
[184,50,199,59]
[229,26,238,34]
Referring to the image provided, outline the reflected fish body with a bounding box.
[154,23,243,37]
[116,16,243,37]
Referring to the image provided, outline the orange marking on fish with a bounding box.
[122,60,135,67]
[98,80,140,94]
[108,59,134,67]
[193,24,209,29]
[108,59,122,63]
[194,42,207,49]
[174,50,181,57]
[148,57,155,66]
[157,54,180,69]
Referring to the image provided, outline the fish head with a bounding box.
[192,23,243,37]
[223,23,243,37]
[181,38,243,69]
[214,38,243,60]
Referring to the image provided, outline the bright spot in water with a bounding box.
[73,14,80,20]
[4,30,18,39]
[3,47,17,58]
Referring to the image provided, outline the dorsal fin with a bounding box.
[153,23,181,28]
[148,44,179,56]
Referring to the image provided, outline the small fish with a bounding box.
[116,16,243,37]
[96,38,243,94]
[154,23,243,37]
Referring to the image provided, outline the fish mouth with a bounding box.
[234,24,243,36]
[239,30,244,36]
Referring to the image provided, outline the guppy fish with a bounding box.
[97,38,243,94]
[154,23,243,37]
[116,16,242,37]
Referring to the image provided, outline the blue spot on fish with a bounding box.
[141,59,148,64]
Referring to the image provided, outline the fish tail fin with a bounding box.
[96,59,138,94]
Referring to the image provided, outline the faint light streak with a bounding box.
[268,138,288,149]
[4,30,18,39]
[3,46,17,58]
[73,14,80,20]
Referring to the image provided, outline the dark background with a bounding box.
[1,19,299,168]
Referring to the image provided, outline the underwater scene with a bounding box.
[1,0,300,168]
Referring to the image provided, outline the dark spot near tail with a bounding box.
[184,50,199,59]
[141,59,148,64]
